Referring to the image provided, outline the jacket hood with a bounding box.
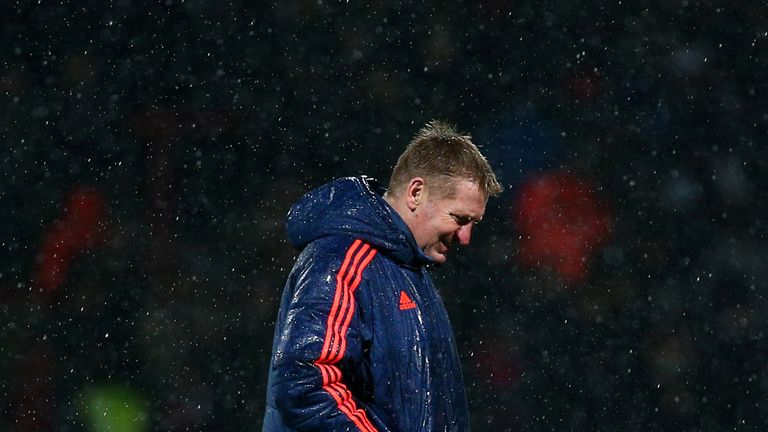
[286,176,432,267]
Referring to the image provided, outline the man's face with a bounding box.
[411,179,488,264]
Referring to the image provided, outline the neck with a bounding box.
[383,192,398,214]
[384,192,411,226]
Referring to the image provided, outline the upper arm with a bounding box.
[269,238,384,431]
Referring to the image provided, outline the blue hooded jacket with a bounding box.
[263,176,469,431]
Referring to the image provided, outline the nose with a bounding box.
[456,224,473,246]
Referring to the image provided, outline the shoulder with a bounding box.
[293,235,383,276]
[286,236,388,303]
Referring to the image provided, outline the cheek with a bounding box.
[432,221,450,239]
[432,225,453,242]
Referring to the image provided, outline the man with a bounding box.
[262,121,502,431]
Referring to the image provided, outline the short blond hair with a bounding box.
[388,121,502,199]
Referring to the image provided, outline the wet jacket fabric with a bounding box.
[262,176,469,431]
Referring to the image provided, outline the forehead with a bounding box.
[436,179,487,217]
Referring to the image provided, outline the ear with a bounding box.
[405,177,426,211]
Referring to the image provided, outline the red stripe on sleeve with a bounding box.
[331,247,377,364]
[326,243,371,361]
[318,239,363,363]
[318,243,370,363]
[313,240,379,431]
[328,382,378,432]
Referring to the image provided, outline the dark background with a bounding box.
[2,1,768,431]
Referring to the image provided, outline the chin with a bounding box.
[429,253,447,265]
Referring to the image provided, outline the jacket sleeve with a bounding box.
[269,239,394,431]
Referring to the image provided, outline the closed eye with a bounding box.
[451,213,477,226]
